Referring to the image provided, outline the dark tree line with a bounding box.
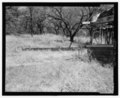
[5,5,114,46]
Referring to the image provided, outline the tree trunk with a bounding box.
[70,36,74,42]
[69,35,74,48]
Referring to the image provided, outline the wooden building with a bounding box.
[83,7,115,66]
[91,7,114,45]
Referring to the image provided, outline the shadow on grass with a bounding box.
[22,47,85,51]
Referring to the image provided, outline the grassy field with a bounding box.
[5,34,113,93]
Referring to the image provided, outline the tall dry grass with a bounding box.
[6,34,113,93]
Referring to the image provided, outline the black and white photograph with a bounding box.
[2,2,118,95]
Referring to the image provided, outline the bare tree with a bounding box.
[18,7,47,35]
[28,7,34,36]
[47,7,91,47]
[34,7,47,34]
